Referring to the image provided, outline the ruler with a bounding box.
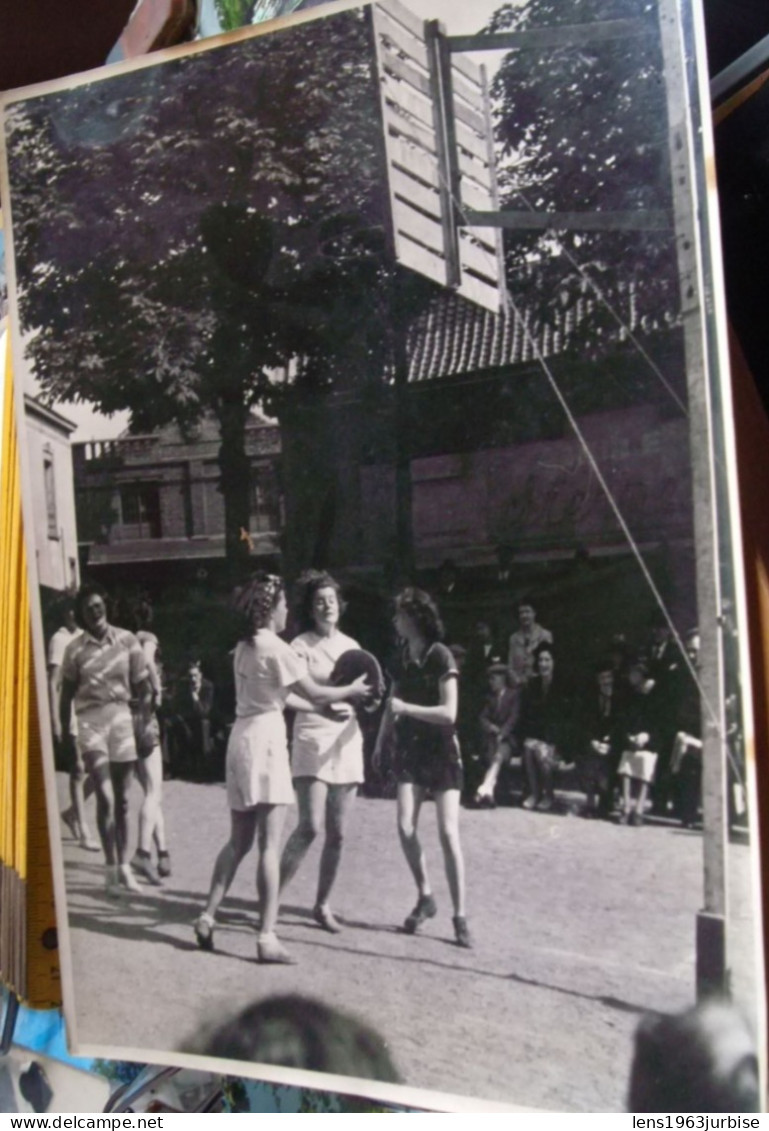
[25,662,62,1009]
[0,336,61,1008]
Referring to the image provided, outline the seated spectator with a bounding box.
[670,629,702,827]
[519,643,569,812]
[473,663,520,808]
[507,599,552,687]
[464,620,504,686]
[459,621,504,795]
[578,660,624,819]
[169,659,215,780]
[645,611,684,816]
[628,1000,759,1112]
[608,634,630,681]
[617,659,659,827]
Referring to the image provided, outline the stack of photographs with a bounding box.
[0,0,764,1112]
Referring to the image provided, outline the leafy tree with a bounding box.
[487,0,681,362]
[5,9,434,572]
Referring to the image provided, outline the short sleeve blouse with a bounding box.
[393,642,460,761]
[289,630,364,785]
[234,630,307,718]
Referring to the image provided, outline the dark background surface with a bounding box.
[1,1,769,97]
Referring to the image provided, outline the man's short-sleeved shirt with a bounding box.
[61,625,149,713]
[48,626,81,670]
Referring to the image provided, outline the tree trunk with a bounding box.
[217,399,253,579]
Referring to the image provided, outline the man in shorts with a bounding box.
[59,584,154,898]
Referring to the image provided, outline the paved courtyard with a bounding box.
[56,775,758,1111]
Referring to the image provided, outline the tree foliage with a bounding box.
[487,0,681,358]
[5,8,434,565]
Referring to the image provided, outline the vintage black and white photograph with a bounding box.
[0,0,763,1112]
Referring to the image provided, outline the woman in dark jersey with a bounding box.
[373,588,471,948]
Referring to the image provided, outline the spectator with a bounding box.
[472,663,520,808]
[460,621,504,794]
[617,659,659,827]
[670,629,702,827]
[507,599,553,687]
[578,661,624,819]
[50,597,98,852]
[645,611,683,815]
[608,633,630,681]
[464,620,503,688]
[170,660,216,780]
[519,643,568,812]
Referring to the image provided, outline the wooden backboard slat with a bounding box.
[372,0,503,313]
[375,4,429,69]
[391,165,443,221]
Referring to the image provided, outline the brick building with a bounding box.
[278,292,695,665]
[69,291,694,673]
[73,409,282,592]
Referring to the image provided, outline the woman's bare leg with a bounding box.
[435,789,465,917]
[202,809,258,921]
[279,778,325,892]
[397,783,431,896]
[316,784,356,911]
[256,805,288,937]
[136,747,167,854]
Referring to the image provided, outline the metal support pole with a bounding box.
[658,0,730,1000]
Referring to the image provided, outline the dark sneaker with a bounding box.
[157,851,172,879]
[630,811,644,827]
[403,894,437,934]
[453,915,473,949]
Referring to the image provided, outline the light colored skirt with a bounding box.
[226,712,295,810]
[618,748,658,785]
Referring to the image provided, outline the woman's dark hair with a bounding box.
[628,1002,758,1113]
[73,583,109,631]
[532,640,554,667]
[294,570,347,635]
[199,995,400,1085]
[394,588,444,645]
[54,595,76,626]
[132,598,154,632]
[232,573,284,638]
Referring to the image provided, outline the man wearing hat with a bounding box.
[472,662,521,807]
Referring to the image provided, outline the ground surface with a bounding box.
[56,775,758,1112]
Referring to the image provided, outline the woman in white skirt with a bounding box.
[194,573,370,965]
[280,571,365,933]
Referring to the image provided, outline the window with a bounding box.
[119,483,162,539]
[250,465,280,534]
[43,446,58,539]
